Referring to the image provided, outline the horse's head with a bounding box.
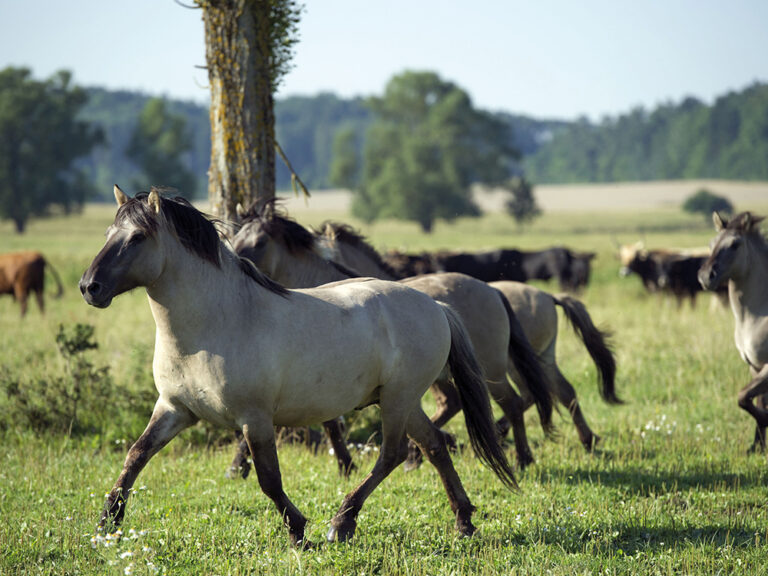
[232,201,317,280]
[80,187,168,307]
[81,186,222,308]
[618,242,644,277]
[699,212,765,290]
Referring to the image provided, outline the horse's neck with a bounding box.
[278,248,350,288]
[337,242,397,281]
[729,239,768,323]
[146,248,252,347]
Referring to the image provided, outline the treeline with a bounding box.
[76,89,561,200]
[526,82,768,183]
[76,82,768,200]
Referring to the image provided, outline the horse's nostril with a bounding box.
[85,282,102,297]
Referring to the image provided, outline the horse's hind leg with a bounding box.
[100,400,195,531]
[542,363,599,451]
[406,407,476,536]
[242,419,309,548]
[328,405,410,542]
[495,365,536,469]
[404,378,461,471]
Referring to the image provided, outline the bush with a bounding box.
[505,176,542,226]
[682,188,734,218]
[2,323,154,437]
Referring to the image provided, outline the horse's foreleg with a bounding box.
[738,367,768,431]
[242,420,308,548]
[405,408,476,536]
[322,418,355,477]
[328,414,408,542]
[100,400,195,531]
[226,431,251,479]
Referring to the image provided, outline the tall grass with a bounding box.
[1,201,768,575]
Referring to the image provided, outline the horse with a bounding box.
[431,247,579,291]
[0,251,63,316]
[698,211,768,453]
[232,207,554,470]
[79,187,517,546]
[315,222,619,453]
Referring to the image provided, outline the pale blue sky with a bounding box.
[1,0,766,120]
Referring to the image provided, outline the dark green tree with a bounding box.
[126,98,197,197]
[0,67,102,233]
[504,176,541,227]
[328,125,360,190]
[351,71,519,233]
[682,188,734,219]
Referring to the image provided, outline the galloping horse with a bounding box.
[316,221,619,453]
[80,187,517,546]
[232,204,554,469]
[699,211,768,452]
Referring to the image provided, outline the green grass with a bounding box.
[2,202,768,575]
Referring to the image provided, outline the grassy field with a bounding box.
[2,185,768,575]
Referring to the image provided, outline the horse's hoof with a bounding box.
[327,521,356,543]
[516,451,535,470]
[403,457,422,472]
[290,534,315,550]
[583,434,601,452]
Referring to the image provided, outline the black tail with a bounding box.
[440,303,518,491]
[44,259,64,298]
[553,294,621,404]
[495,288,555,435]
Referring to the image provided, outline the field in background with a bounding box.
[1,181,768,575]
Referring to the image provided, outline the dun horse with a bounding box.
[315,221,619,455]
[699,211,768,452]
[80,187,517,546]
[232,204,554,469]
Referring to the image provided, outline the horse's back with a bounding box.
[489,281,558,353]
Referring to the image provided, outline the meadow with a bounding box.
[1,184,768,575]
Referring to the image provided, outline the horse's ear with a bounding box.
[148,189,162,214]
[742,212,765,231]
[713,211,726,231]
[114,184,128,206]
[236,203,246,221]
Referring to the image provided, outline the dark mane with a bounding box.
[726,211,766,236]
[241,200,316,255]
[118,190,288,296]
[319,221,403,279]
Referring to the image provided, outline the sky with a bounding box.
[1,0,767,121]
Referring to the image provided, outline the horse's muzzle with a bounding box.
[697,265,719,291]
[79,276,113,308]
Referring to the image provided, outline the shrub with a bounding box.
[2,323,154,437]
[682,188,734,218]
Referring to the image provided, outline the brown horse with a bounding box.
[316,222,620,454]
[0,251,63,316]
[699,211,768,452]
[231,204,554,470]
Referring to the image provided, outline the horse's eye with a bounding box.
[126,232,146,247]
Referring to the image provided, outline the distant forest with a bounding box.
[77,82,768,201]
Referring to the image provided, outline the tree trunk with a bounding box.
[203,0,276,220]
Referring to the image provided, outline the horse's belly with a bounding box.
[270,365,381,427]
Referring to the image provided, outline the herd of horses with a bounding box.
[5,186,767,548]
